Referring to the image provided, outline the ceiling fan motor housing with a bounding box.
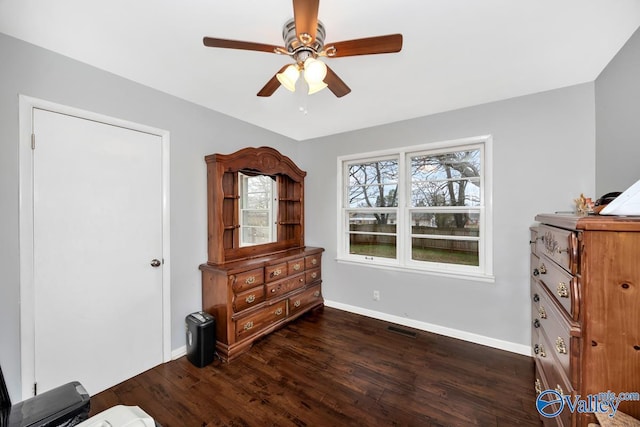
[282,18,326,62]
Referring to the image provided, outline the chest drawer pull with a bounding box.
[533,319,541,328]
[535,379,542,395]
[538,306,547,319]
[245,294,256,304]
[293,299,301,308]
[313,291,320,297]
[243,321,254,331]
[311,272,317,279]
[292,264,301,271]
[556,337,567,354]
[534,344,547,357]
[245,276,256,285]
[270,268,282,278]
[555,384,564,396]
[275,307,283,316]
[557,282,569,298]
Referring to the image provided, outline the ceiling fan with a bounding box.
[203,0,403,98]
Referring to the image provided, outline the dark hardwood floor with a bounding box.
[90,307,541,427]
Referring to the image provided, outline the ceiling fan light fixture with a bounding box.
[307,80,328,95]
[303,57,327,84]
[276,64,300,92]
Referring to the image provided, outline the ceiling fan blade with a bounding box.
[324,66,351,98]
[323,34,403,57]
[203,37,283,54]
[257,65,289,97]
[293,0,319,45]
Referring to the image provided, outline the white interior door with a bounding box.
[32,108,164,396]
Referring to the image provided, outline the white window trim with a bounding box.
[336,135,494,282]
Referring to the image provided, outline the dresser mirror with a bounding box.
[205,146,306,265]
[238,171,278,247]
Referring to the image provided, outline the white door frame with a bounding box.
[18,95,172,399]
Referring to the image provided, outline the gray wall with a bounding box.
[595,27,640,196]
[0,32,298,400]
[301,83,596,349]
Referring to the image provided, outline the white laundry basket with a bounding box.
[76,405,156,427]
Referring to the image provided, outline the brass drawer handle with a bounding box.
[311,258,317,265]
[311,272,317,279]
[293,263,301,271]
[538,264,547,274]
[535,379,542,395]
[293,300,301,308]
[556,337,567,354]
[557,282,569,298]
[270,268,282,278]
[313,291,320,297]
[533,319,541,328]
[245,276,255,285]
[538,306,547,319]
[243,321,254,331]
[275,307,283,316]
[555,384,564,396]
[534,344,546,358]
[246,294,255,304]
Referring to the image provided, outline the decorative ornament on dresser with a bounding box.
[199,146,324,361]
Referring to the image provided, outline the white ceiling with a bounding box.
[1,1,639,141]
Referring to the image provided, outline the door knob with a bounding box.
[150,259,161,267]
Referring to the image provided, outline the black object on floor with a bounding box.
[1,365,90,427]
[186,311,216,368]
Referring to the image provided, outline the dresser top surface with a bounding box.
[535,213,640,231]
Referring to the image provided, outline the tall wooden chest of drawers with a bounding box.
[531,214,640,426]
[200,246,324,361]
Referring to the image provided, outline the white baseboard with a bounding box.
[324,300,532,356]
[171,345,187,360]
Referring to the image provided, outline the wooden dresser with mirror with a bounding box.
[199,146,324,361]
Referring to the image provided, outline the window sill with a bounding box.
[335,258,495,283]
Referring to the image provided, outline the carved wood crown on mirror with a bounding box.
[200,146,324,361]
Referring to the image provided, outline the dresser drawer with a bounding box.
[230,268,264,292]
[232,286,265,312]
[532,253,578,320]
[234,300,287,341]
[305,267,321,283]
[537,225,578,274]
[537,351,574,427]
[265,262,287,282]
[305,254,321,269]
[265,273,305,299]
[288,284,323,316]
[287,258,305,275]
[532,279,578,383]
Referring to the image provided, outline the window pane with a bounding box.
[349,211,397,229]
[411,212,480,235]
[410,149,481,207]
[411,238,479,266]
[349,234,397,259]
[411,179,480,207]
[348,159,398,208]
[348,184,398,208]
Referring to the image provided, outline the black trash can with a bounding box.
[185,311,216,368]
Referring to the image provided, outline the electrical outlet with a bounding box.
[373,290,380,301]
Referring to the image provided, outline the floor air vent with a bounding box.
[387,325,417,338]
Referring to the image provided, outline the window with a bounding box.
[338,136,493,280]
[239,172,277,246]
